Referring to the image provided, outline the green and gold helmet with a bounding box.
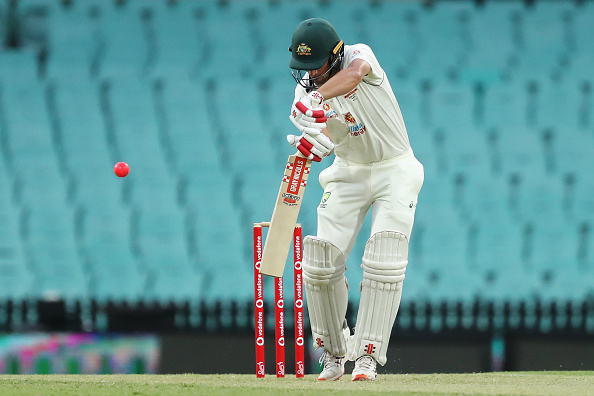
[289,18,344,89]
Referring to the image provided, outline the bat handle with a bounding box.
[311,96,322,109]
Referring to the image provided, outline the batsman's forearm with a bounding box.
[317,59,371,100]
[317,68,362,100]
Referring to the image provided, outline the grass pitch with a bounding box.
[1,372,593,395]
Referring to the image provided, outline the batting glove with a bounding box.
[287,131,334,162]
[295,91,325,118]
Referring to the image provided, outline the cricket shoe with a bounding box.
[317,351,345,381]
[351,355,377,381]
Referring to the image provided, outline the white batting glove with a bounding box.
[290,109,327,135]
[295,91,325,117]
[286,131,334,162]
[290,93,326,131]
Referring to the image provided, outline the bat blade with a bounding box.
[260,153,312,277]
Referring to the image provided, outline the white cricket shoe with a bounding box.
[351,355,377,381]
[317,351,345,381]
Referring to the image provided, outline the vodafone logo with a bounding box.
[294,260,302,270]
[255,260,261,271]
[278,337,285,346]
[256,337,264,346]
[295,299,303,309]
[255,299,264,309]
[296,336,304,346]
[277,299,284,309]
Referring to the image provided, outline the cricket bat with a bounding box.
[259,152,312,277]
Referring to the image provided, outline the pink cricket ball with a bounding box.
[114,162,130,177]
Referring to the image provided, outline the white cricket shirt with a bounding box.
[293,43,411,164]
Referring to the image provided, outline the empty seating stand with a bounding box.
[0,0,592,332]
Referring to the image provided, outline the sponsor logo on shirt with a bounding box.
[345,88,358,101]
[344,112,366,137]
[350,124,366,136]
[323,103,337,119]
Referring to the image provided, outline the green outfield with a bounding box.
[1,372,593,396]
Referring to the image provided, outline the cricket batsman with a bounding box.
[287,18,424,381]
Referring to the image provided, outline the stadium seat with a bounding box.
[77,204,144,302]
[482,82,529,130]
[463,1,524,83]
[0,209,31,301]
[184,176,245,273]
[213,78,278,172]
[96,2,147,79]
[511,2,571,81]
[133,204,194,270]
[0,158,13,208]
[435,127,490,177]
[45,0,95,80]
[362,1,425,82]
[494,127,546,178]
[134,0,196,79]
[157,76,220,174]
[536,79,582,131]
[428,82,476,132]
[570,177,594,225]
[0,49,38,84]
[415,1,476,83]
[21,204,87,301]
[51,80,113,170]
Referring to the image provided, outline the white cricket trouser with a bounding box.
[316,149,424,257]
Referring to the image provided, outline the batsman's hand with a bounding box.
[287,131,334,162]
[295,91,325,117]
[290,91,327,135]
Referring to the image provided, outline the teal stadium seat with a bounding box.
[0,49,37,84]
[463,1,524,83]
[415,1,476,83]
[184,175,251,303]
[198,1,257,79]
[0,209,32,301]
[482,81,529,130]
[96,1,147,79]
[511,1,572,81]
[493,127,546,179]
[149,1,201,80]
[51,81,113,173]
[214,78,278,172]
[363,1,424,83]
[45,0,96,81]
[435,127,490,177]
[460,173,511,223]
[256,2,302,81]
[537,79,582,132]
[21,204,87,301]
[571,177,594,224]
[0,78,69,206]
[514,174,567,224]
[78,205,144,303]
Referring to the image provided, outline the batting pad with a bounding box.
[349,231,408,365]
[303,236,349,357]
